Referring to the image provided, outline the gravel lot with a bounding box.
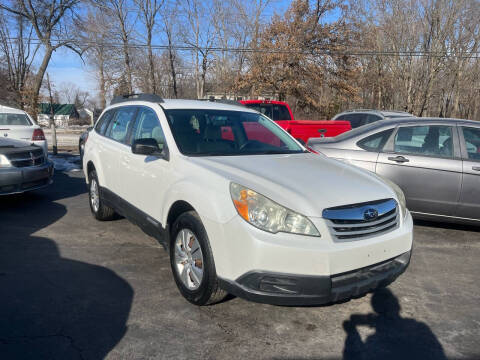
[1,159,479,360]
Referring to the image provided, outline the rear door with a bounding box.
[102,106,138,196]
[456,126,480,220]
[326,128,394,172]
[376,124,462,216]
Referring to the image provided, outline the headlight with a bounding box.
[0,154,12,168]
[377,176,407,218]
[230,183,320,236]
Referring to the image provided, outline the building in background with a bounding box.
[37,104,80,127]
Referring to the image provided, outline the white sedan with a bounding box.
[0,105,48,155]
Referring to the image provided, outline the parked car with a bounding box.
[79,126,93,163]
[240,100,351,143]
[332,109,414,129]
[0,137,54,195]
[83,93,413,306]
[308,117,480,225]
[0,105,48,155]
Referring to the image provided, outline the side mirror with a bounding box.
[132,138,169,160]
[87,126,93,132]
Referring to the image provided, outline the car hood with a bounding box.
[189,153,396,217]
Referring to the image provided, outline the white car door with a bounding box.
[121,106,171,221]
[102,106,138,197]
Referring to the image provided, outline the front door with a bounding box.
[376,124,462,216]
[456,126,480,220]
[123,106,170,221]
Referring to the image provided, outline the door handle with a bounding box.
[472,166,480,171]
[388,156,409,163]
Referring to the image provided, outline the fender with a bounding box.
[161,177,237,227]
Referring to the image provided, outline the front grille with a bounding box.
[323,198,399,240]
[7,149,45,168]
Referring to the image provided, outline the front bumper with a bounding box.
[0,161,54,195]
[219,250,411,306]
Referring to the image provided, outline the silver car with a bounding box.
[308,118,480,225]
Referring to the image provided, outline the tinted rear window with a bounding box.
[0,113,31,126]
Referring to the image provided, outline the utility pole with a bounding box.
[46,73,58,155]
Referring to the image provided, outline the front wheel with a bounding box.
[170,211,226,305]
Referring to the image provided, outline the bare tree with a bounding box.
[160,2,179,98]
[81,9,120,108]
[181,0,216,99]
[94,0,135,94]
[133,0,164,94]
[0,11,40,108]
[0,0,82,118]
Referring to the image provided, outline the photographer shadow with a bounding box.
[343,288,446,360]
[0,172,133,359]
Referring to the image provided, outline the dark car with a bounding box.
[0,138,54,195]
[332,109,414,129]
[79,126,93,164]
[308,117,480,225]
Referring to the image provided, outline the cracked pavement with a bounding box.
[1,169,479,359]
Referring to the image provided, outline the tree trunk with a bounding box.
[147,29,156,94]
[31,45,53,120]
[99,61,106,109]
[121,32,132,94]
[168,48,177,98]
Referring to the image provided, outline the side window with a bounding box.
[131,107,165,149]
[365,114,382,125]
[105,107,137,144]
[462,127,480,160]
[95,109,115,135]
[357,129,393,151]
[340,114,366,129]
[394,125,453,158]
[272,105,291,120]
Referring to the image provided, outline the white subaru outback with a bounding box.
[83,94,413,306]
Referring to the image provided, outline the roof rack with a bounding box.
[343,109,377,113]
[201,98,243,106]
[382,110,411,114]
[110,93,164,105]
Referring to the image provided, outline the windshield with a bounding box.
[0,113,31,126]
[164,109,304,156]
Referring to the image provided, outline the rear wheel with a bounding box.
[88,170,116,221]
[170,211,226,305]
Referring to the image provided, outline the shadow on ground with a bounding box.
[342,288,446,360]
[0,171,133,359]
[414,219,480,233]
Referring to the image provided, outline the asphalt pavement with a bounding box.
[1,163,479,360]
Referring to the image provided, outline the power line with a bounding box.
[4,37,480,58]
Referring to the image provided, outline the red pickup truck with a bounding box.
[239,100,351,143]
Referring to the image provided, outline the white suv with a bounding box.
[83,94,413,306]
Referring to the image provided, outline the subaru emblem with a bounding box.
[364,208,378,221]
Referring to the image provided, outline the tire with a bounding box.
[170,211,227,305]
[88,169,116,221]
